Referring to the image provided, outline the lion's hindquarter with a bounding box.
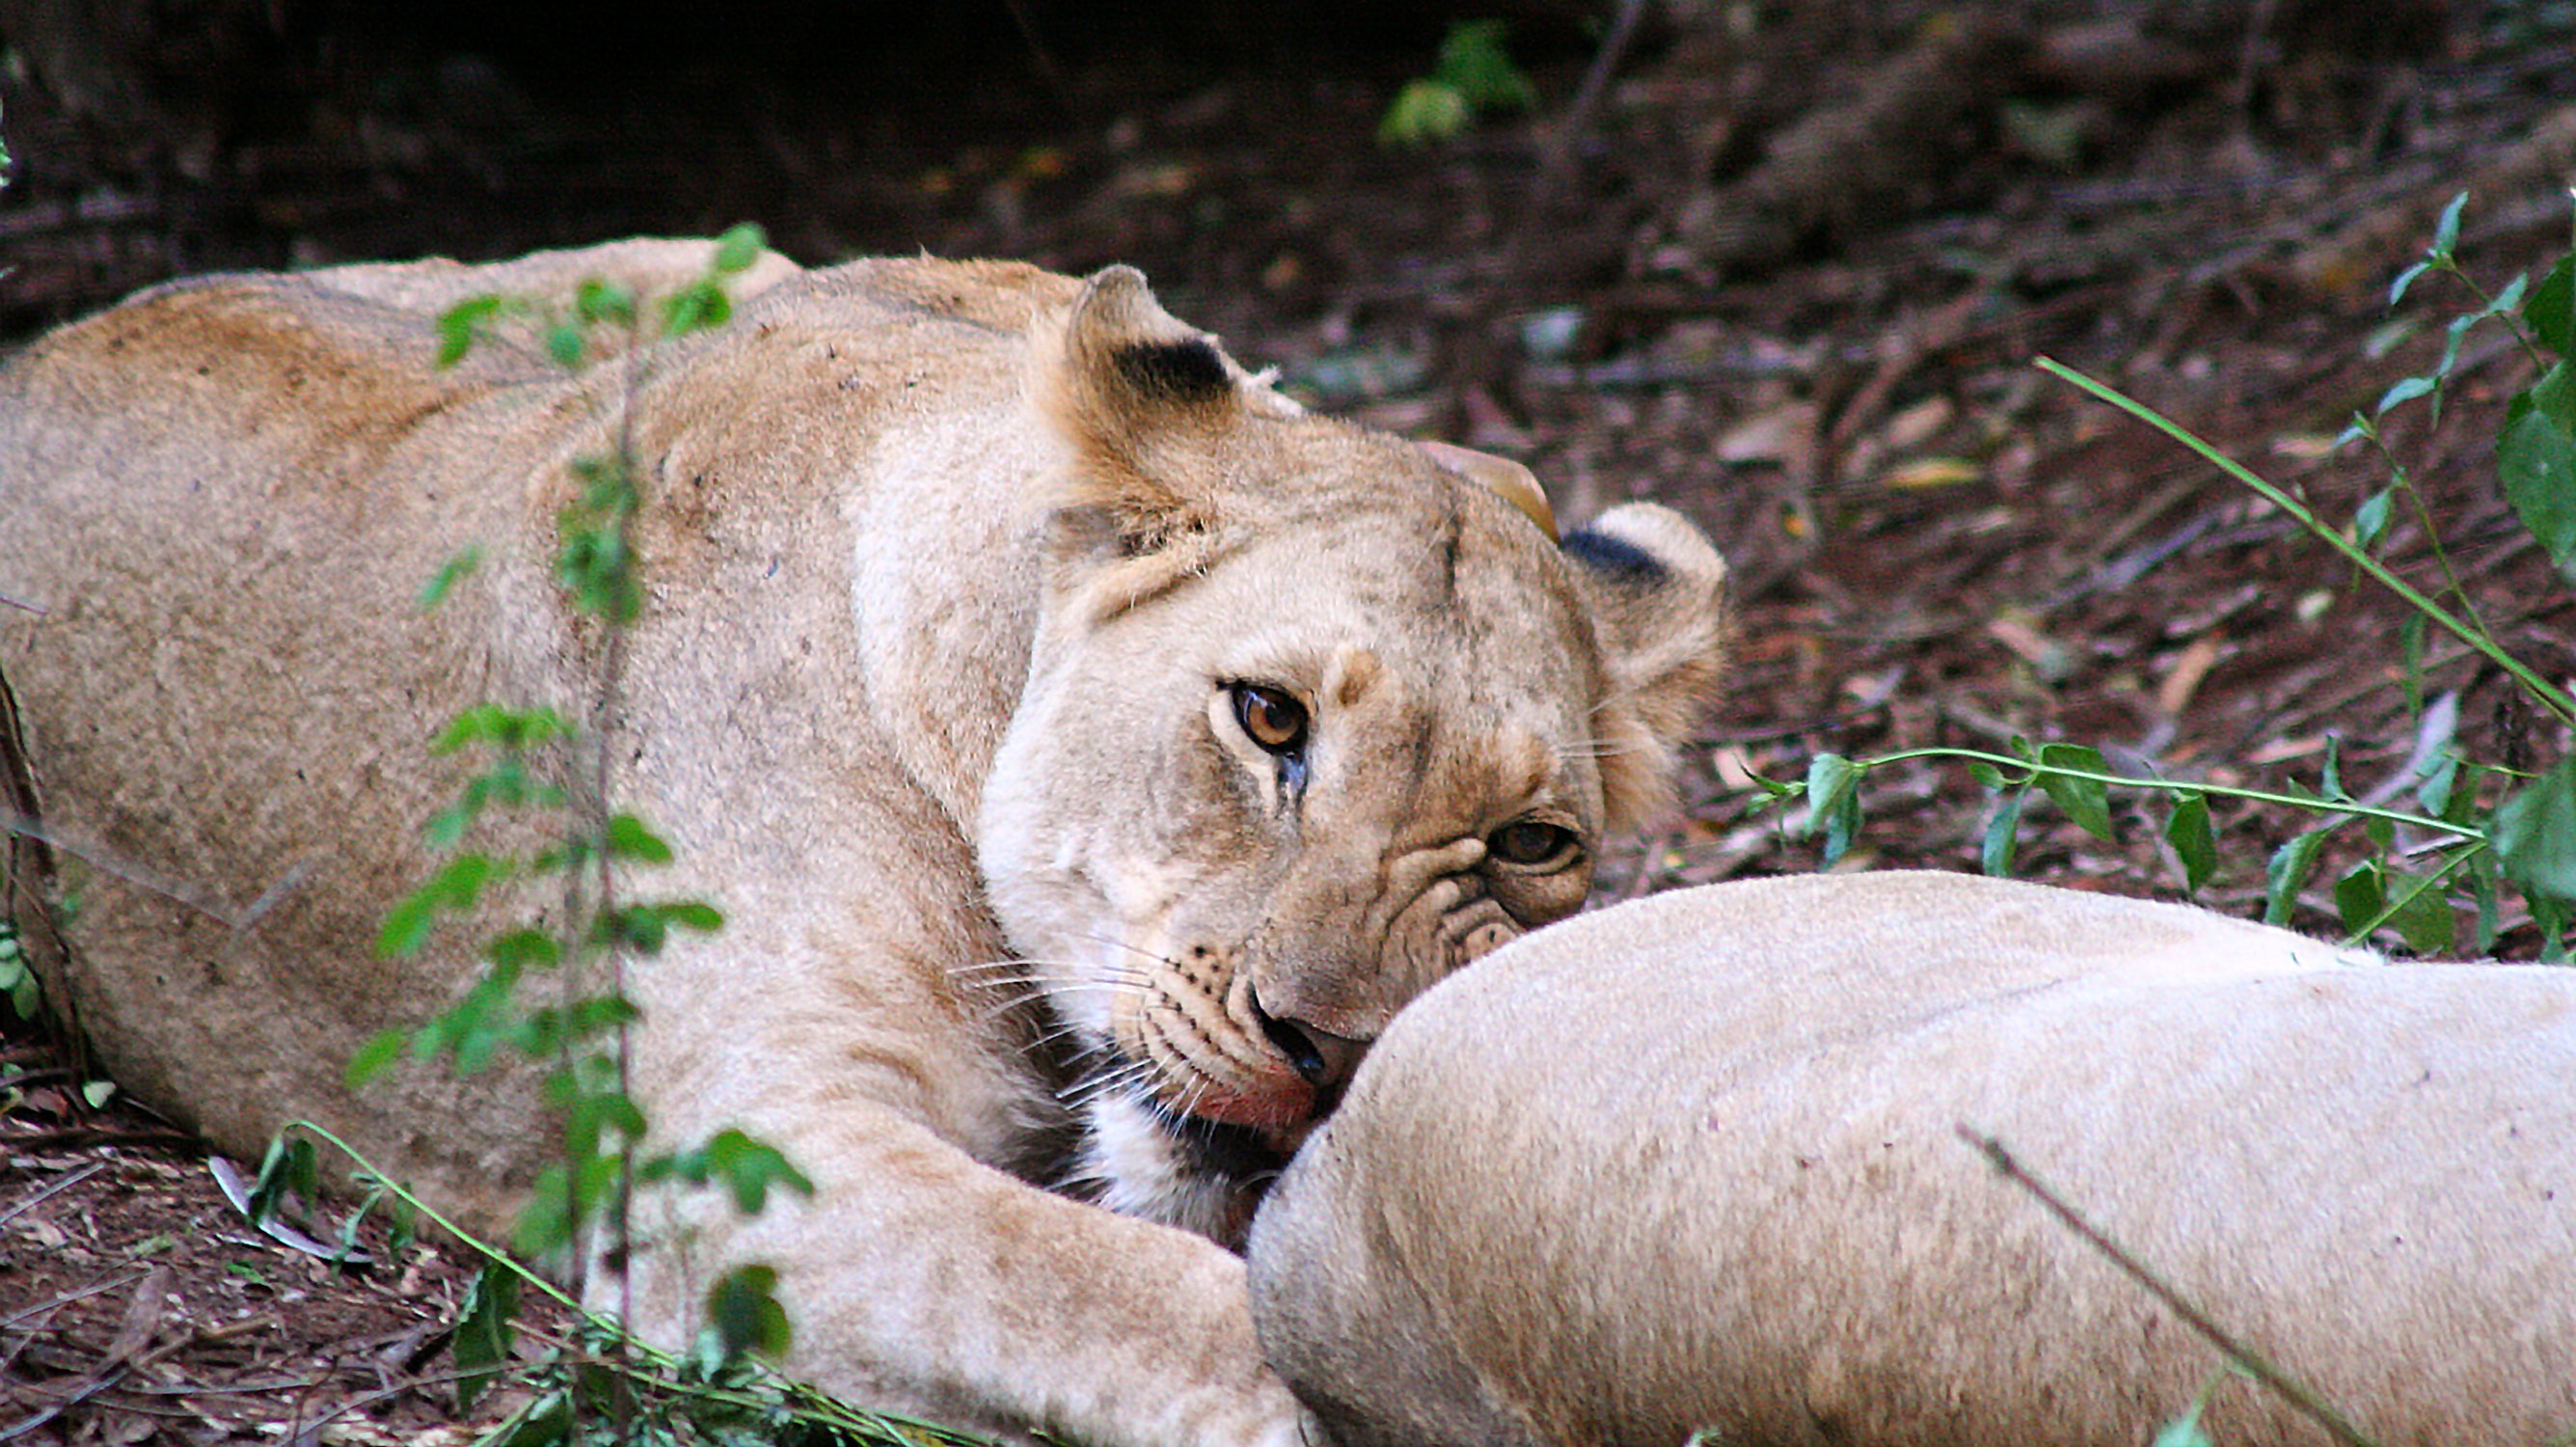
[0,272,594,1225]
[0,253,1073,1222]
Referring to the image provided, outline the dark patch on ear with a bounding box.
[1114,338,1232,404]
[1561,526,1668,587]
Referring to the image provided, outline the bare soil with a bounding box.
[6,4,2574,1438]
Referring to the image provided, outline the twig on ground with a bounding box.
[0,1160,109,1232]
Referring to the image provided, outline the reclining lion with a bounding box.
[0,239,1729,1445]
[1248,870,2576,1447]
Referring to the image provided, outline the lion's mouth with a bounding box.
[1125,987,1365,1141]
[1142,1095,1293,1183]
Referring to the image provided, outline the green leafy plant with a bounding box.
[259,1121,984,1447]
[0,918,37,1020]
[233,225,945,1444]
[1754,194,2576,960]
[1381,19,1536,148]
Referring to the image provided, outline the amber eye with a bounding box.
[1489,819,1578,868]
[1231,684,1309,756]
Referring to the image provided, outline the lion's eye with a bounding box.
[1231,684,1308,756]
[1489,819,1578,867]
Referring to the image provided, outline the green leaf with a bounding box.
[2429,190,2467,263]
[1434,19,1534,113]
[436,294,505,369]
[575,277,637,328]
[2499,407,2576,582]
[706,1264,793,1362]
[431,703,571,754]
[661,280,733,339]
[377,854,497,957]
[420,546,483,611]
[247,1133,319,1224]
[484,928,561,972]
[556,1081,647,1160]
[2387,259,2434,309]
[2533,360,2576,430]
[2351,486,2394,552]
[2411,747,2452,818]
[2488,272,2532,320]
[1803,753,1863,866]
[2264,828,2328,926]
[600,904,666,954]
[606,812,673,863]
[347,1027,407,1088]
[490,1393,569,1447]
[705,1128,814,1215]
[2351,486,2396,551]
[2318,732,2348,803]
[1965,762,2005,790]
[453,1261,520,1413]
[2164,792,2217,895]
[1380,79,1473,147]
[1979,788,2024,877]
[2471,844,2504,954]
[2532,889,2572,963]
[2034,743,2114,840]
[2527,252,2576,358]
[414,969,523,1076]
[2384,871,2457,956]
[544,321,585,369]
[2373,374,2435,418]
[2334,860,2387,939]
[2441,759,2485,827]
[710,223,768,277]
[2494,757,2576,903]
[660,899,724,933]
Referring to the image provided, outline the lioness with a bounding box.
[0,240,1728,1445]
[1248,870,2576,1447]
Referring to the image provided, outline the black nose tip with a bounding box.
[1258,1008,1330,1085]
[1251,997,1364,1092]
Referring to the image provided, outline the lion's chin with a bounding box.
[1073,1090,1295,1247]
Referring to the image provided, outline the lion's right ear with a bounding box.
[1561,505,1732,829]
[1033,266,1247,562]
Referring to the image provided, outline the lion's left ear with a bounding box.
[1035,265,1249,559]
[1560,504,1732,829]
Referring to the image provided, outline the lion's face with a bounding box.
[974,271,1728,1243]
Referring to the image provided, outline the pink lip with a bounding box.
[1182,1074,1316,1132]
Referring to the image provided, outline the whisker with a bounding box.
[1061,1059,1156,1115]
[1077,931,1184,970]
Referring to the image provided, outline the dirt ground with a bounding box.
[5,3,2575,1439]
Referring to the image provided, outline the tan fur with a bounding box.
[0,240,1728,1446]
[1248,870,2576,1447]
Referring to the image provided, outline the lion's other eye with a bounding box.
[1489,819,1577,867]
[1231,684,1309,756]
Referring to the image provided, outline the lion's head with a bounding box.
[976,269,1730,1242]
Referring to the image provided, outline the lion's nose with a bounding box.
[1251,997,1367,1096]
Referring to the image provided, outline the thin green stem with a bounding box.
[2036,358,2576,723]
[2371,442,2492,642]
[1855,746,2482,841]
[1961,1128,2383,1447]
